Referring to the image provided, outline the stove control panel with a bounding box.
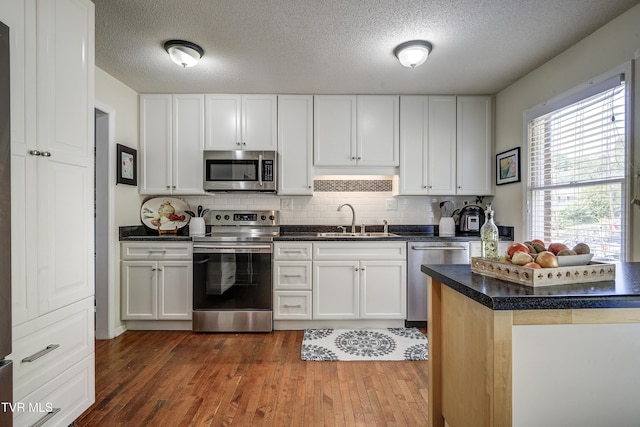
[208,210,279,226]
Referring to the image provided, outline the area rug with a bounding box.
[301,328,428,361]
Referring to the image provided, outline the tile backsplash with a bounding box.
[182,192,489,227]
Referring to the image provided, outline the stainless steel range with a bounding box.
[192,210,279,332]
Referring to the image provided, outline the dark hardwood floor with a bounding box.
[76,329,429,426]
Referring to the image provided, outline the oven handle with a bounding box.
[193,244,272,254]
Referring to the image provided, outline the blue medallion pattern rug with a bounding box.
[301,328,428,361]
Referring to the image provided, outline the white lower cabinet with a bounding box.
[10,297,94,426]
[121,242,193,323]
[312,242,407,320]
[273,243,313,320]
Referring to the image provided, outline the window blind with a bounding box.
[527,80,626,261]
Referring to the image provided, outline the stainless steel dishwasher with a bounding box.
[406,241,470,326]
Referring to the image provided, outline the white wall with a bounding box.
[95,66,142,336]
[493,4,640,260]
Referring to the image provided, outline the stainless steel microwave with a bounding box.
[203,150,277,192]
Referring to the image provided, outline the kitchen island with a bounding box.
[421,262,640,427]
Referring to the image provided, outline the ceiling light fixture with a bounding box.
[163,40,204,68]
[394,40,433,68]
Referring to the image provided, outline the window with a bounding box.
[525,69,629,261]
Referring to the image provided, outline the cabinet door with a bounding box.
[359,261,406,319]
[427,96,457,195]
[278,95,313,194]
[121,261,157,320]
[356,95,399,166]
[36,0,94,314]
[457,96,493,195]
[173,94,204,194]
[158,261,192,320]
[6,0,38,325]
[314,95,357,166]
[399,96,428,194]
[243,94,277,150]
[140,94,172,194]
[312,261,359,319]
[204,94,242,150]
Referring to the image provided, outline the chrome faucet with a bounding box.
[337,203,356,233]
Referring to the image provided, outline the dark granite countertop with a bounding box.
[275,225,514,242]
[119,225,192,241]
[421,262,640,311]
[119,224,514,242]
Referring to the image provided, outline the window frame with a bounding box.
[522,62,633,261]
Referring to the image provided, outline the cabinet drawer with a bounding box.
[274,291,312,320]
[121,242,193,260]
[274,243,313,260]
[11,298,93,401]
[313,242,406,260]
[273,261,312,290]
[13,354,95,427]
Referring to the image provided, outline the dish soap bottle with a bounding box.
[480,204,499,259]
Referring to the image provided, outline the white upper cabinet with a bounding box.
[205,94,277,150]
[313,95,356,166]
[399,96,457,195]
[456,96,493,195]
[277,95,314,195]
[140,94,204,195]
[314,95,399,167]
[399,95,493,196]
[357,95,400,167]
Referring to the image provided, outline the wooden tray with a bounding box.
[470,257,615,287]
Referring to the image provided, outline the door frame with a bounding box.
[94,101,116,339]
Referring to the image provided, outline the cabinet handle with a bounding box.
[41,151,51,157]
[284,304,302,308]
[351,156,356,160]
[29,150,41,156]
[30,408,61,427]
[357,157,361,160]
[355,267,359,271]
[282,250,303,253]
[22,344,60,363]
[360,267,365,271]
[236,142,241,146]
[242,142,246,146]
[283,274,302,278]
[149,250,167,254]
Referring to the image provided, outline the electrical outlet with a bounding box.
[280,198,293,210]
[386,199,398,211]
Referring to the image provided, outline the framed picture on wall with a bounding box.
[496,147,521,185]
[117,144,137,186]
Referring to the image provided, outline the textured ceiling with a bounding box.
[94,0,640,95]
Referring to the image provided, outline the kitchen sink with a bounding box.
[316,232,399,238]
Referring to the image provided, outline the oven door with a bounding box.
[193,244,273,311]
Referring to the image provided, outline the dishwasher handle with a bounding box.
[410,245,468,251]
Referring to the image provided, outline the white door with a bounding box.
[140,94,172,194]
[314,95,356,166]
[356,95,399,166]
[427,96,457,195]
[312,261,359,319]
[172,94,204,194]
[121,261,157,319]
[456,96,493,195]
[359,261,406,319]
[158,261,192,320]
[242,94,277,150]
[204,94,242,150]
[36,0,94,314]
[277,95,313,195]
